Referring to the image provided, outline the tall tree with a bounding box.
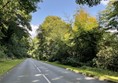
[36,16,71,61]
[71,9,100,65]
[0,0,41,58]
[99,0,118,30]
[73,9,98,32]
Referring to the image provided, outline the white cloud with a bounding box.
[106,29,118,33]
[101,0,109,5]
[29,24,39,38]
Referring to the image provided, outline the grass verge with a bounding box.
[0,59,24,76]
[45,61,118,83]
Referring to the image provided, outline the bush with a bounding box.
[63,57,82,67]
[95,48,118,71]
[94,33,118,71]
[0,45,7,59]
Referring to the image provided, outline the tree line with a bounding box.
[29,1,118,71]
[0,0,118,71]
[0,0,41,59]
[0,0,102,59]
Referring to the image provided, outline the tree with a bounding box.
[35,9,101,67]
[94,32,118,71]
[76,0,101,6]
[0,0,41,59]
[36,16,71,61]
[71,9,100,66]
[99,1,118,30]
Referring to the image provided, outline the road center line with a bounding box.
[36,67,41,72]
[42,74,51,83]
[32,62,41,72]
[31,61,51,83]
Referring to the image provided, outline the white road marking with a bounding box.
[32,80,39,82]
[31,61,41,72]
[42,74,51,83]
[36,67,41,72]
[31,61,51,83]
[35,74,42,77]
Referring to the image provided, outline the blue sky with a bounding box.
[30,0,109,37]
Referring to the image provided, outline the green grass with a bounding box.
[0,59,24,76]
[45,61,118,83]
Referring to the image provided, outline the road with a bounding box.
[0,58,109,83]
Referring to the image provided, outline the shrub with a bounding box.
[94,33,118,71]
[0,45,7,59]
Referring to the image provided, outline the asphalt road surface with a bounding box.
[0,58,109,83]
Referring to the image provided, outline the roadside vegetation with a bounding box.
[0,0,118,82]
[29,1,118,82]
[0,0,41,60]
[45,61,118,83]
[0,59,24,76]
[31,1,118,72]
[0,0,40,76]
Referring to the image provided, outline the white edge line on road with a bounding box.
[31,61,51,83]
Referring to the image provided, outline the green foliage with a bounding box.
[76,0,101,6]
[99,1,118,30]
[36,16,71,61]
[0,45,7,58]
[34,7,118,73]
[46,61,118,83]
[94,33,118,71]
[0,0,40,59]
[73,9,98,32]
[26,1,118,74]
[28,37,40,58]
[69,9,100,65]
[71,29,102,65]
[35,9,101,66]
[96,0,118,71]
[6,35,30,58]
[108,1,118,29]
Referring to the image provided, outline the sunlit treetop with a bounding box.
[73,9,98,32]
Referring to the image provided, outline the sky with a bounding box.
[29,0,109,38]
